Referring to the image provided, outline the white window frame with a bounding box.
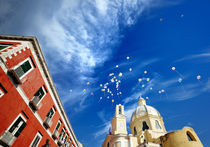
[53,120,61,133]
[0,89,4,98]
[30,132,42,147]
[7,113,27,136]
[12,58,34,80]
[59,128,65,141]
[32,86,46,105]
[46,107,55,119]
[64,134,68,143]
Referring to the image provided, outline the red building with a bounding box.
[0,35,82,147]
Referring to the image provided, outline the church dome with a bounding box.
[131,98,160,122]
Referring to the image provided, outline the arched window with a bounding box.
[119,106,121,114]
[186,131,196,141]
[107,142,109,147]
[142,121,149,131]
[155,120,162,129]
[134,127,137,136]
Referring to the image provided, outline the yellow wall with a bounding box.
[160,127,203,147]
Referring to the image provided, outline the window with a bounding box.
[0,83,7,98]
[8,115,26,137]
[142,121,149,131]
[64,134,68,143]
[119,106,121,114]
[43,108,55,128]
[46,108,55,119]
[10,58,34,84]
[14,60,32,78]
[30,132,42,147]
[107,142,109,147]
[33,87,46,104]
[134,127,137,136]
[155,120,162,129]
[59,128,65,141]
[0,114,26,146]
[0,89,4,98]
[30,86,46,111]
[55,121,61,131]
[186,131,196,141]
[34,87,45,100]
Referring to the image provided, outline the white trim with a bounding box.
[30,131,42,147]
[0,38,80,146]
[7,113,27,132]
[47,107,55,119]
[28,41,79,146]
[0,44,11,52]
[0,89,4,98]
[12,57,34,80]
[59,128,66,141]
[0,47,58,144]
[53,120,61,133]
[64,133,69,143]
[33,86,46,105]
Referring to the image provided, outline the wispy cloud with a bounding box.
[0,0,180,112]
[94,110,112,138]
[124,103,138,122]
[175,52,210,63]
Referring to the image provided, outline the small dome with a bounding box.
[131,98,160,122]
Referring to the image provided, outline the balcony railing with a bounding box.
[0,130,16,146]
[43,117,52,129]
[29,96,42,111]
[52,130,59,139]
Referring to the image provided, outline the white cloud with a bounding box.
[123,75,158,104]
[124,103,138,122]
[0,0,180,112]
[175,52,210,63]
[94,121,111,138]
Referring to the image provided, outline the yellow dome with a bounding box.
[131,98,160,122]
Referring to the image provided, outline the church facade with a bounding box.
[102,98,203,147]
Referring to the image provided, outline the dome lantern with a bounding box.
[138,96,146,106]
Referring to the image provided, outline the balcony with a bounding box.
[0,130,16,147]
[29,96,42,111]
[52,130,59,139]
[43,117,52,129]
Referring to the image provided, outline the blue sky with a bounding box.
[1,0,210,146]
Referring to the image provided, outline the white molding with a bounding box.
[0,55,58,145]
[28,41,79,146]
[0,37,80,147]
